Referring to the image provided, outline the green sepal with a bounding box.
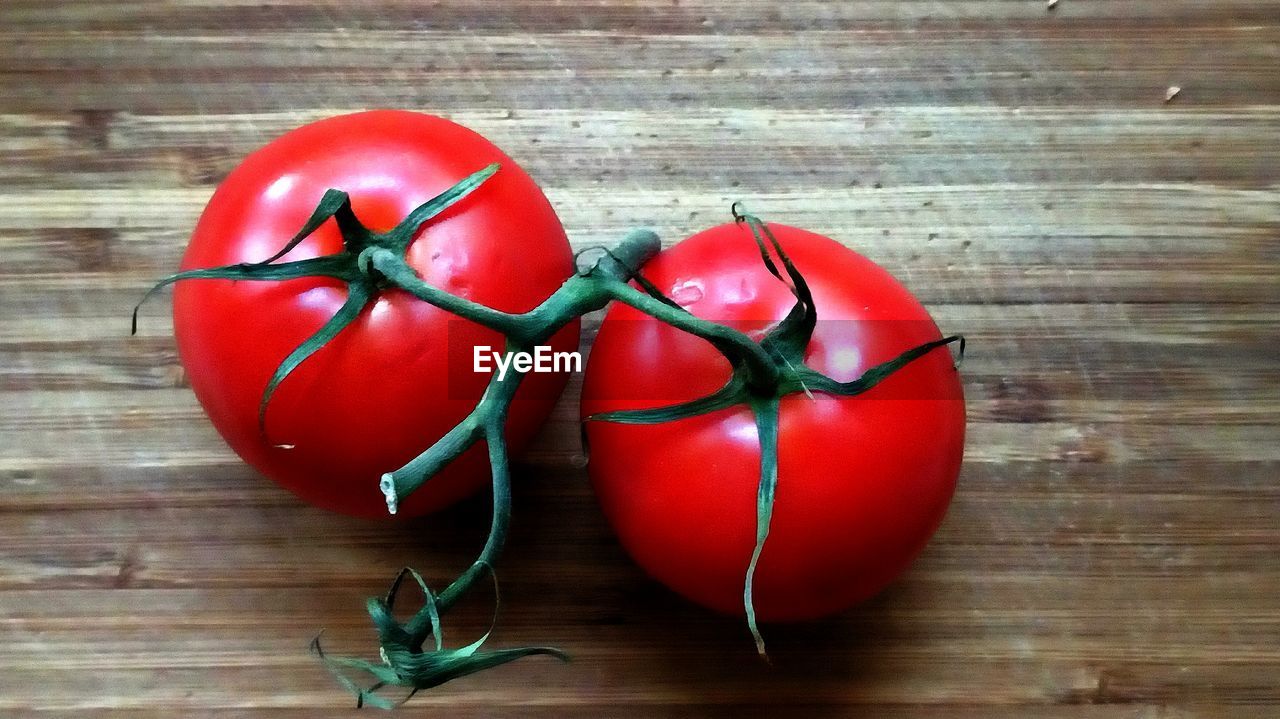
[383,163,501,249]
[316,632,567,710]
[734,206,795,295]
[744,395,780,658]
[364,568,444,655]
[381,643,569,693]
[797,334,965,397]
[314,563,568,710]
[735,208,818,362]
[257,280,375,442]
[586,377,747,425]
[132,187,373,334]
[130,255,357,335]
[394,568,444,652]
[312,638,402,710]
[134,165,502,427]
[254,188,371,265]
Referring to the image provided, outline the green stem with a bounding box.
[403,418,511,646]
[366,248,526,336]
[376,239,793,506]
[378,350,524,514]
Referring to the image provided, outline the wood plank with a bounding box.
[1,0,1277,715]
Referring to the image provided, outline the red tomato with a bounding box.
[174,111,577,518]
[581,222,964,621]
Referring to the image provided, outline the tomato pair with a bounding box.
[162,110,963,627]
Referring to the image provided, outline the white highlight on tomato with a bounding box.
[264,174,295,200]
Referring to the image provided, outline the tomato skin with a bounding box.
[581,223,964,621]
[174,111,577,518]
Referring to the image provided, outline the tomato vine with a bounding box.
[136,166,962,707]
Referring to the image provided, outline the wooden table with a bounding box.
[2,2,1277,716]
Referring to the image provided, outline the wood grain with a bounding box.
[1,1,1277,716]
